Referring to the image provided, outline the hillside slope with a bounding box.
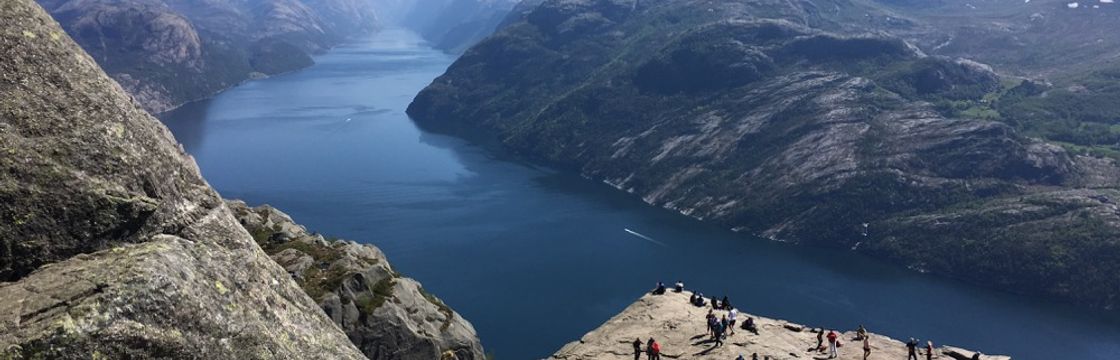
[408,0,1120,309]
[0,1,482,358]
[36,0,382,113]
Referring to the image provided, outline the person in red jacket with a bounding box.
[649,338,661,360]
[826,330,839,359]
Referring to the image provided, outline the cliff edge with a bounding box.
[550,291,1009,360]
[0,0,483,358]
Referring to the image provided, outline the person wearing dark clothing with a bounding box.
[689,293,697,304]
[743,317,759,335]
[646,338,656,360]
[721,296,731,310]
[632,338,642,360]
[752,354,759,360]
[674,281,684,292]
[906,338,919,360]
[652,282,666,295]
[925,341,934,360]
[816,329,824,352]
[713,321,725,347]
[720,316,730,338]
[710,296,719,309]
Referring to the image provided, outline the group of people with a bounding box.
[632,338,661,360]
[905,337,937,360]
[649,281,970,360]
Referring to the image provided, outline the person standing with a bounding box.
[816,329,824,352]
[926,340,934,360]
[632,338,642,360]
[862,336,871,360]
[906,338,919,360]
[647,338,655,360]
[728,308,738,335]
[650,339,661,360]
[826,330,838,359]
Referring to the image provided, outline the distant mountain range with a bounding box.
[37,0,519,113]
[409,0,1120,310]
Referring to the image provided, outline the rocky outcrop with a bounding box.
[408,0,1120,309]
[550,291,1010,360]
[227,201,486,360]
[1,1,486,358]
[0,0,367,357]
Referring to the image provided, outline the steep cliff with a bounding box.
[408,0,1120,309]
[550,291,1010,360]
[37,0,383,113]
[0,1,482,358]
[0,0,366,357]
[228,201,486,360]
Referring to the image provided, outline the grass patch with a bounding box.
[355,277,396,314]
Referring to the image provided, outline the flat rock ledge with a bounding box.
[549,291,1009,360]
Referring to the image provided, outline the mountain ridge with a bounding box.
[409,0,1120,310]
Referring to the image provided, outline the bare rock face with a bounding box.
[550,291,1010,360]
[0,1,367,358]
[228,201,487,360]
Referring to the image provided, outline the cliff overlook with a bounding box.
[409,0,1120,310]
[550,291,1010,360]
[0,0,483,358]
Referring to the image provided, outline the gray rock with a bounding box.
[228,201,487,360]
[0,0,367,358]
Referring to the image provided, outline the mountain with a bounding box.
[34,0,381,113]
[399,0,521,53]
[0,1,482,358]
[36,0,524,114]
[408,0,1120,310]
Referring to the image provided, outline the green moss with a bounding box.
[355,277,396,314]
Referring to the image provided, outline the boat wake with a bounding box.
[625,228,668,247]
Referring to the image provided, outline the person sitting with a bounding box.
[692,292,706,307]
[710,296,719,310]
[689,293,697,304]
[721,296,731,310]
[742,317,759,335]
[674,280,684,293]
[652,282,666,295]
[856,324,867,340]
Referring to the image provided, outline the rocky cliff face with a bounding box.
[228,201,486,360]
[550,291,1010,360]
[37,0,383,113]
[0,1,483,358]
[409,0,1120,309]
[0,0,367,357]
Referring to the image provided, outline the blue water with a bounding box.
[161,29,1120,360]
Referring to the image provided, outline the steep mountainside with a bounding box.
[400,0,521,53]
[409,0,1120,309]
[36,0,382,113]
[0,1,482,358]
